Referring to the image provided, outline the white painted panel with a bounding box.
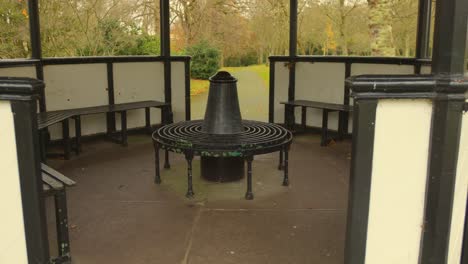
[114,62,165,129]
[172,61,186,122]
[421,66,432,74]
[0,66,36,78]
[295,62,345,129]
[44,64,108,139]
[0,101,28,264]
[447,109,468,264]
[273,62,289,123]
[366,99,433,264]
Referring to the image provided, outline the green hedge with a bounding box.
[186,40,221,80]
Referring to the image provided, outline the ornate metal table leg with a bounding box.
[154,142,161,184]
[245,155,254,200]
[185,152,195,198]
[283,146,290,186]
[278,149,284,170]
[164,150,170,169]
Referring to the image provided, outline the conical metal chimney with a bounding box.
[202,71,244,134]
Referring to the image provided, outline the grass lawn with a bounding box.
[190,64,269,96]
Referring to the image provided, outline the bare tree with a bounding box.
[367,0,396,56]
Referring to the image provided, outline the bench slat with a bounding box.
[37,112,72,129]
[37,100,168,129]
[42,172,64,190]
[73,100,169,115]
[41,163,76,187]
[281,100,353,112]
[110,101,169,112]
[42,183,51,192]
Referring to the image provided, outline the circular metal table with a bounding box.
[152,120,293,200]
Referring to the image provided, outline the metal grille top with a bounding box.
[153,120,292,156]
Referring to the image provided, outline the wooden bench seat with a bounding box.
[41,163,76,263]
[281,100,353,146]
[38,100,171,160]
[38,111,73,130]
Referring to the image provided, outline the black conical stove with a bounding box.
[200,71,245,182]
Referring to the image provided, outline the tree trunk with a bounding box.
[258,48,264,64]
[367,0,396,56]
[339,0,349,55]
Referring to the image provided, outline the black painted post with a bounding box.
[344,98,377,264]
[421,0,468,262]
[145,107,151,133]
[61,119,71,160]
[185,59,191,121]
[0,77,50,263]
[74,116,81,154]
[120,111,128,147]
[160,0,173,123]
[344,1,468,258]
[27,0,46,112]
[321,110,329,146]
[416,0,432,60]
[268,60,276,123]
[340,62,352,135]
[286,0,298,128]
[106,63,116,135]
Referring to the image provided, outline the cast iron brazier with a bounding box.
[152,71,292,199]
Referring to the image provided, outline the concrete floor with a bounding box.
[45,133,351,264]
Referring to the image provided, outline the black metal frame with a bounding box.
[344,0,468,260]
[0,78,50,263]
[421,0,468,262]
[344,72,467,263]
[41,163,76,263]
[416,0,433,60]
[343,98,377,264]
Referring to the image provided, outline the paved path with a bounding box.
[191,70,269,121]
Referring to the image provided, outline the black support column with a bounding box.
[344,98,378,264]
[344,0,467,262]
[160,0,173,123]
[415,0,432,60]
[431,0,467,75]
[0,78,50,263]
[27,0,45,112]
[285,0,298,128]
[421,0,468,263]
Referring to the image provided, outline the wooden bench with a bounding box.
[38,100,170,160]
[38,112,75,161]
[281,100,353,146]
[41,163,76,263]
